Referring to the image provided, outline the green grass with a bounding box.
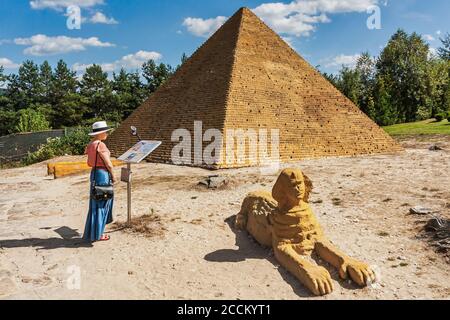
[383,119,450,136]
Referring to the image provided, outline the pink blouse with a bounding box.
[85,140,110,168]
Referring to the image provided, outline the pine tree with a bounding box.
[50,60,84,128]
[80,64,116,122]
[0,66,6,89]
[7,60,42,110]
[437,33,450,61]
[39,61,53,103]
[142,59,173,96]
[112,68,144,119]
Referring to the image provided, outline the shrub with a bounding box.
[15,108,50,133]
[435,112,447,122]
[22,127,91,165]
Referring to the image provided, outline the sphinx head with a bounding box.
[272,168,312,210]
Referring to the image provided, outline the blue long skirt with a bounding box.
[83,169,114,242]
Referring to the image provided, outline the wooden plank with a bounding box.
[51,160,125,178]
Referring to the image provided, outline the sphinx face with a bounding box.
[273,168,306,209]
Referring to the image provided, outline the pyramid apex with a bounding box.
[235,7,253,15]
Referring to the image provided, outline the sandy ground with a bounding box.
[0,136,449,300]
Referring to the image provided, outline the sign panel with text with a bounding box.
[118,140,162,164]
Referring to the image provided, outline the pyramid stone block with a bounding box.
[107,7,402,168]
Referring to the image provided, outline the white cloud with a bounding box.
[324,54,360,68]
[120,51,162,68]
[423,34,435,41]
[31,1,118,26]
[429,47,438,58]
[0,58,20,69]
[14,34,115,56]
[183,0,379,38]
[30,0,104,10]
[436,30,442,36]
[73,50,162,73]
[182,16,228,37]
[89,11,118,24]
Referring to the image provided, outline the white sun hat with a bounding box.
[88,121,112,136]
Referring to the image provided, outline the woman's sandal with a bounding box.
[98,235,110,242]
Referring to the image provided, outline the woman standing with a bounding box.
[83,121,118,242]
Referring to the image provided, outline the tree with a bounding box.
[437,33,450,61]
[355,52,376,119]
[80,64,116,121]
[336,66,361,106]
[0,66,11,114]
[7,60,42,110]
[374,75,396,125]
[322,72,340,89]
[50,60,83,128]
[0,66,6,88]
[112,68,145,119]
[0,66,16,135]
[142,59,173,96]
[426,58,449,118]
[436,33,450,114]
[181,53,189,65]
[176,53,189,71]
[0,110,16,136]
[39,61,53,104]
[376,29,430,123]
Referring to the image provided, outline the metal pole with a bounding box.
[127,163,132,225]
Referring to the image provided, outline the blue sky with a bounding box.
[0,0,449,76]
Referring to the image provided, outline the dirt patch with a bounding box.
[112,213,167,238]
[395,134,450,149]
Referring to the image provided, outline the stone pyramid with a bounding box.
[107,7,402,168]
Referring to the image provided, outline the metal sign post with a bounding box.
[127,163,132,224]
[118,128,161,225]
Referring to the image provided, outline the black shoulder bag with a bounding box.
[91,142,114,201]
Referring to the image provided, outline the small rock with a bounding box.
[409,206,433,215]
[425,217,448,231]
[387,257,396,261]
[429,145,443,151]
[198,175,228,189]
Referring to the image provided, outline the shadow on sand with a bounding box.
[204,215,314,297]
[0,226,93,250]
[205,215,360,298]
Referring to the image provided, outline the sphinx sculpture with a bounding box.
[235,168,375,296]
